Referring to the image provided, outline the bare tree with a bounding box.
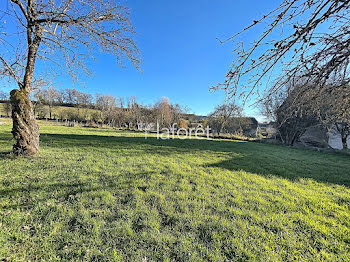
[0,0,140,155]
[96,94,117,123]
[4,102,11,117]
[171,103,184,125]
[260,91,288,123]
[214,0,350,106]
[128,97,144,129]
[0,90,10,117]
[117,96,125,108]
[154,97,173,128]
[35,87,59,119]
[0,90,8,100]
[110,107,126,128]
[207,102,242,135]
[76,91,93,107]
[56,90,66,104]
[276,80,350,145]
[63,89,78,105]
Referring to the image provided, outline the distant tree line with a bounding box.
[1,88,259,136]
[207,102,258,137]
[0,88,190,130]
[0,90,11,117]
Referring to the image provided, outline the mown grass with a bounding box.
[0,120,350,261]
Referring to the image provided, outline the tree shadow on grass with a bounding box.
[40,133,245,154]
[0,151,12,160]
[0,171,156,210]
[41,133,350,187]
[0,129,13,159]
[207,157,350,187]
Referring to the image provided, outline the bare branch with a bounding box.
[214,0,350,106]
[0,55,23,87]
[1,0,141,93]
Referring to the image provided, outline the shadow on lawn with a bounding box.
[0,170,155,210]
[0,130,13,159]
[39,133,350,187]
[0,151,11,160]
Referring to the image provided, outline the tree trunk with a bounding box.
[10,89,40,156]
[9,23,43,156]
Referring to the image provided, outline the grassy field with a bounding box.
[0,119,350,261]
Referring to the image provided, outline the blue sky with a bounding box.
[1,0,278,120]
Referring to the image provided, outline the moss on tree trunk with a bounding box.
[10,89,40,156]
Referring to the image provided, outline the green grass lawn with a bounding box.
[0,120,350,261]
